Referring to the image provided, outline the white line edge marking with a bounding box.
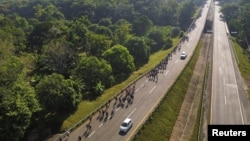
[88,130,96,138]
[219,67,222,74]
[115,107,120,112]
[175,59,179,64]
[135,89,139,93]
[149,86,156,94]
[230,53,245,124]
[140,84,144,88]
[224,95,227,105]
[164,70,169,76]
[99,123,103,128]
[127,108,136,119]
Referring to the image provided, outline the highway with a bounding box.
[53,1,211,141]
[210,2,245,124]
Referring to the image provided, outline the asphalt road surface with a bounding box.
[53,1,211,141]
[210,2,245,124]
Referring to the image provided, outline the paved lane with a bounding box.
[210,2,245,124]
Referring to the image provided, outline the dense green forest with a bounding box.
[2,0,249,141]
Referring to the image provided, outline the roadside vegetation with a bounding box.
[132,41,203,141]
[232,40,250,97]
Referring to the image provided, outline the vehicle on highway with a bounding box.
[180,51,187,59]
[120,118,133,133]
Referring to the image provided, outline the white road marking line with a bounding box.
[164,70,169,76]
[229,50,245,124]
[140,84,144,88]
[88,131,96,138]
[135,89,139,93]
[224,83,237,87]
[224,96,227,105]
[219,67,222,74]
[149,86,156,94]
[115,107,120,112]
[145,79,148,83]
[127,108,136,118]
[99,123,103,128]
[175,59,179,64]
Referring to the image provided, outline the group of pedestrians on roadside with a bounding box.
[116,83,136,108]
[94,82,136,123]
[147,48,176,83]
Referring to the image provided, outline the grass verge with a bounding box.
[131,41,202,141]
[232,40,250,97]
[61,38,180,131]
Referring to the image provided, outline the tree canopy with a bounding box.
[103,44,135,76]
[36,73,81,113]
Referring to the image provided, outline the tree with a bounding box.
[87,32,111,57]
[94,2,115,22]
[13,28,26,53]
[239,4,250,41]
[220,4,240,22]
[72,54,114,95]
[98,17,112,27]
[113,19,132,45]
[35,73,82,113]
[0,15,15,41]
[26,22,53,53]
[66,19,89,50]
[132,15,153,36]
[35,39,76,76]
[34,4,65,21]
[103,44,135,76]
[164,37,173,49]
[125,36,150,65]
[0,81,40,141]
[0,57,40,141]
[0,57,24,88]
[148,29,165,52]
[171,27,181,38]
[88,24,113,38]
[159,6,177,26]
[11,14,31,32]
[178,1,196,30]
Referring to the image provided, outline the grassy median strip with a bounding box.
[61,38,180,131]
[132,41,202,141]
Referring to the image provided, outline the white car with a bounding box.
[180,52,187,59]
[120,118,133,133]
